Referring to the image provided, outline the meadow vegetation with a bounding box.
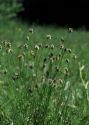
[0,20,89,125]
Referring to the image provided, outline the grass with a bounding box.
[0,20,89,125]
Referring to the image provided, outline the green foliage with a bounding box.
[0,0,23,20]
[0,21,89,125]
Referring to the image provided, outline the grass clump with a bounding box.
[0,22,89,125]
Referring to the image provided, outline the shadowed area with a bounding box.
[20,1,89,28]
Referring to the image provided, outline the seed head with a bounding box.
[23,44,28,49]
[42,64,46,69]
[42,75,45,83]
[30,50,35,57]
[53,79,56,84]
[52,56,56,61]
[68,28,73,33]
[50,44,54,49]
[35,45,39,50]
[46,34,52,40]
[29,64,34,69]
[29,28,33,33]
[48,52,54,58]
[59,79,63,83]
[6,48,13,53]
[67,48,72,53]
[15,72,19,76]
[72,54,77,60]
[7,42,11,48]
[26,36,30,41]
[49,57,54,63]
[1,40,4,44]
[55,56,59,61]
[28,88,32,94]
[64,47,67,52]
[12,72,19,81]
[64,72,69,76]
[18,54,24,62]
[45,44,49,48]
[48,78,53,85]
[61,36,64,42]
[60,44,64,49]
[64,67,68,73]
[43,58,47,62]
[35,84,38,89]
[59,54,61,57]
[38,43,42,48]
[2,69,8,74]
[32,73,36,79]
[55,66,60,72]
[4,41,8,46]
[65,59,69,63]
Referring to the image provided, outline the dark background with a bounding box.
[19,0,89,28]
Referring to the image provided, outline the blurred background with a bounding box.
[0,0,89,29]
[20,1,89,28]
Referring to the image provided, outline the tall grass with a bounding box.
[0,20,89,125]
